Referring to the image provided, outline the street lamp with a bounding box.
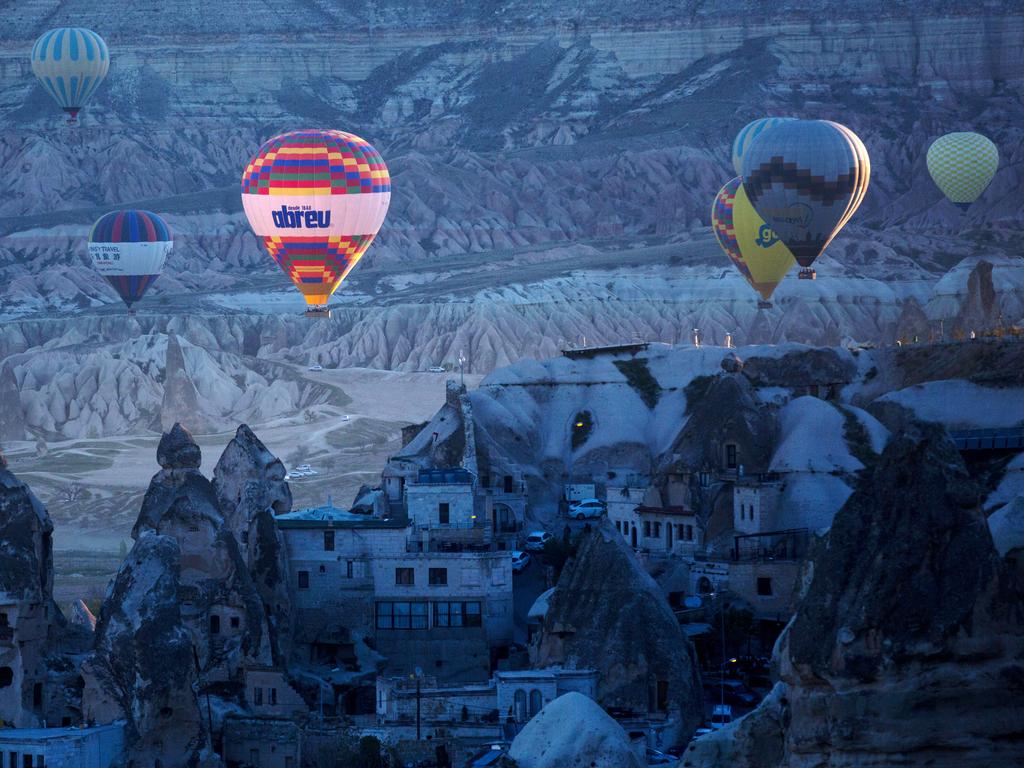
[412,666,424,740]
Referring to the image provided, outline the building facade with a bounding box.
[0,724,125,768]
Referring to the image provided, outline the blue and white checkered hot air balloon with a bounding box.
[30,27,109,124]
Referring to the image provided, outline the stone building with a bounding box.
[0,723,125,768]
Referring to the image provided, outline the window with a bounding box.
[271,688,278,705]
[188,525,200,533]
[757,577,773,596]
[529,689,543,717]
[676,524,685,541]
[395,567,415,586]
[230,616,240,629]
[433,601,482,628]
[254,687,263,706]
[615,520,621,532]
[0,666,14,687]
[346,560,354,579]
[686,525,694,541]
[438,502,450,525]
[0,611,7,627]
[376,602,428,630]
[429,568,448,586]
[653,522,661,537]
[33,682,42,708]
[643,521,651,538]
[324,530,335,551]
[319,564,326,574]
[726,444,738,469]
[209,614,220,634]
[514,689,527,722]
[298,571,309,589]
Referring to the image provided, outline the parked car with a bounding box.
[524,531,553,551]
[568,498,605,520]
[709,704,733,729]
[308,363,323,371]
[429,365,446,373]
[295,464,312,472]
[645,748,674,765]
[511,551,531,572]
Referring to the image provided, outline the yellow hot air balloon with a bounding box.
[926,132,999,210]
[712,177,796,308]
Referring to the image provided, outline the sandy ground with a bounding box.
[2,366,482,606]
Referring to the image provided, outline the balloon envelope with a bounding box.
[731,117,794,177]
[88,210,172,308]
[31,27,109,120]
[711,177,795,302]
[742,120,870,271]
[241,129,391,310]
[926,132,998,209]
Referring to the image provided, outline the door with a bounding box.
[630,525,637,548]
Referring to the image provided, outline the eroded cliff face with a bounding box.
[685,423,1024,768]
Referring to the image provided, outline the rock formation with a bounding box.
[685,423,1024,768]
[82,535,211,763]
[507,691,644,768]
[213,424,294,666]
[0,457,56,727]
[84,423,295,767]
[532,523,703,746]
[161,332,212,434]
[667,373,777,474]
[0,363,25,443]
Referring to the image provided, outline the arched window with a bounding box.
[528,689,543,717]
[514,689,527,722]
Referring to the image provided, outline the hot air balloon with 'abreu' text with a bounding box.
[241,129,391,318]
[742,119,870,280]
[712,177,796,309]
[30,27,109,124]
[88,210,172,312]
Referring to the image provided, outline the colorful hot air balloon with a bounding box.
[88,210,172,311]
[241,129,391,317]
[926,132,999,210]
[30,28,109,124]
[731,117,794,177]
[742,120,870,280]
[712,177,796,308]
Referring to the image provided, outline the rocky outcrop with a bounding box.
[161,332,213,434]
[686,423,1024,768]
[508,691,644,768]
[533,523,703,746]
[0,460,57,727]
[213,424,294,666]
[670,374,776,474]
[85,423,294,767]
[740,348,857,391]
[0,363,25,443]
[82,535,211,763]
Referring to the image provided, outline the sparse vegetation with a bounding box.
[613,358,661,409]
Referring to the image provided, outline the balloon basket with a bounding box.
[797,269,816,280]
[305,307,331,319]
[757,300,773,310]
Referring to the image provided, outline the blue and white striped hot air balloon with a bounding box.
[30,27,109,123]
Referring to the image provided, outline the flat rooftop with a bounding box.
[0,723,123,742]
[275,505,408,529]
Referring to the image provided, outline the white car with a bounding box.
[511,551,531,572]
[569,498,605,520]
[295,464,312,472]
[308,363,323,371]
[428,366,446,373]
[524,531,552,551]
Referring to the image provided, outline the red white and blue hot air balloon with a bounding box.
[88,210,172,310]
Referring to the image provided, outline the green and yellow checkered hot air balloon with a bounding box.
[926,132,999,210]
